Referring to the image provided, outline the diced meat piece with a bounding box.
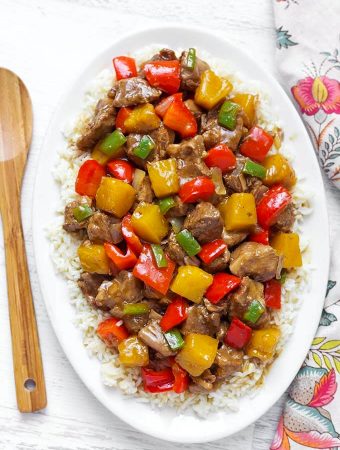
[167,135,210,179]
[229,276,263,318]
[202,248,230,273]
[144,284,163,300]
[166,232,200,266]
[148,356,172,371]
[214,345,244,379]
[181,305,220,337]
[87,212,123,244]
[165,195,191,218]
[222,228,248,247]
[224,156,247,193]
[201,108,244,151]
[180,51,210,92]
[95,271,143,310]
[108,77,162,107]
[190,369,216,392]
[77,98,116,151]
[63,199,92,232]
[166,231,186,265]
[247,177,269,204]
[203,298,229,315]
[228,276,270,328]
[230,242,280,282]
[77,272,107,305]
[184,99,203,120]
[273,203,295,232]
[123,313,149,334]
[138,316,175,357]
[184,202,223,244]
[150,125,175,158]
[150,48,178,61]
[126,124,174,168]
[136,176,154,203]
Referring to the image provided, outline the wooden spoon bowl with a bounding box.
[0,68,46,412]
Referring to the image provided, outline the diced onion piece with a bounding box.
[169,217,183,234]
[273,128,283,150]
[132,168,146,190]
[211,167,226,195]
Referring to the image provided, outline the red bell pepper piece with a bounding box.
[249,228,269,245]
[75,159,105,198]
[205,273,241,304]
[240,126,274,162]
[204,144,236,174]
[97,317,129,346]
[121,214,143,256]
[198,239,227,264]
[115,107,132,133]
[141,367,175,393]
[133,244,176,295]
[163,97,197,138]
[160,297,188,332]
[113,56,137,80]
[178,176,215,203]
[107,159,134,183]
[256,185,292,229]
[172,361,189,393]
[144,60,180,94]
[264,279,281,309]
[155,93,183,118]
[225,317,252,350]
[104,243,137,271]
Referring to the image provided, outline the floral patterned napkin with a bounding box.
[271,1,340,449]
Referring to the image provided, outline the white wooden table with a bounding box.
[1,0,339,448]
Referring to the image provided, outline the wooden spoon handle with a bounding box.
[3,202,47,412]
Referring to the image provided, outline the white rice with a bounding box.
[47,46,312,417]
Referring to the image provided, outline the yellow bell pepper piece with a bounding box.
[175,333,218,377]
[77,243,110,274]
[95,177,136,218]
[147,159,179,198]
[231,93,257,128]
[118,336,149,367]
[194,70,233,110]
[170,266,213,303]
[270,232,302,268]
[91,142,123,165]
[124,103,161,134]
[246,328,281,361]
[262,154,297,189]
[131,203,169,244]
[223,193,257,231]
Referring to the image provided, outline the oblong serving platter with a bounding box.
[32,26,329,443]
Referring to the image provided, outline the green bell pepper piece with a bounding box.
[123,303,150,315]
[243,299,265,324]
[151,244,168,268]
[279,269,288,285]
[159,197,176,214]
[133,135,155,159]
[72,204,93,222]
[218,101,240,130]
[176,229,201,256]
[98,129,127,156]
[186,48,196,70]
[242,159,266,179]
[164,328,185,351]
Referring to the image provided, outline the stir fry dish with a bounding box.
[63,48,302,395]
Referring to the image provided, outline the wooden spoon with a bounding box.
[0,68,47,412]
